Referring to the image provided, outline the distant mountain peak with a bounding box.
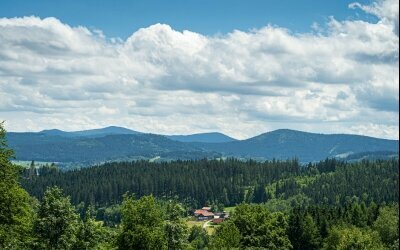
[39,129,69,136]
[88,126,138,133]
[168,132,237,143]
[39,126,140,138]
[40,128,65,133]
[266,129,311,134]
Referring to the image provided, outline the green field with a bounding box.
[185,218,217,235]
[185,219,204,228]
[224,206,236,213]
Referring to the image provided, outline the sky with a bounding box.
[0,0,379,38]
[0,0,398,139]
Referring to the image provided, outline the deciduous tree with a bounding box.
[34,186,79,250]
[0,122,35,249]
[117,194,167,249]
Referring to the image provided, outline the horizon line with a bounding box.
[7,125,399,141]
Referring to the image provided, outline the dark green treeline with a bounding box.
[21,158,398,209]
[22,159,300,207]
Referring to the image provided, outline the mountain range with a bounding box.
[7,126,398,167]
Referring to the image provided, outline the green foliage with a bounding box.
[210,202,224,213]
[0,122,35,249]
[74,206,113,250]
[22,158,300,207]
[264,194,311,212]
[373,204,399,248]
[209,221,241,249]
[231,204,292,249]
[23,158,399,213]
[349,202,368,227]
[165,221,188,250]
[268,159,399,207]
[96,204,121,227]
[33,186,80,250]
[117,194,167,249]
[323,225,385,250]
[188,226,209,250]
[165,200,189,249]
[287,209,320,250]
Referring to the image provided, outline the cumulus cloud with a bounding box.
[0,0,399,139]
[349,0,399,35]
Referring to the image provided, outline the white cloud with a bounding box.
[0,0,398,140]
[349,0,399,35]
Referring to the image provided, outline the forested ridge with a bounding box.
[7,128,398,165]
[22,158,398,209]
[1,123,399,249]
[22,159,299,206]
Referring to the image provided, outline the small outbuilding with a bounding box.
[212,218,224,224]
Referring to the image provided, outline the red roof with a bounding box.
[212,218,224,224]
[194,209,214,217]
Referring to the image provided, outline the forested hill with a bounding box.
[7,128,398,166]
[8,133,218,163]
[167,132,237,143]
[40,126,140,138]
[22,158,399,208]
[194,129,399,162]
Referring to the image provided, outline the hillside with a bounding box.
[7,133,218,164]
[40,126,140,138]
[194,129,399,162]
[167,132,237,143]
[22,158,399,208]
[7,128,398,166]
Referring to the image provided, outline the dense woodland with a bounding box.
[1,123,399,249]
[22,158,398,209]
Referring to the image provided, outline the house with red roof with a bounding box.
[194,209,214,221]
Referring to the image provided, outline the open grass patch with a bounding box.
[224,206,236,213]
[185,218,204,228]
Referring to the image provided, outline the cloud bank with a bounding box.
[0,0,398,139]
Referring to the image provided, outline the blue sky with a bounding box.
[0,0,398,139]
[1,0,377,38]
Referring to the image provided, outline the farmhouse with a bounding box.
[194,209,214,221]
